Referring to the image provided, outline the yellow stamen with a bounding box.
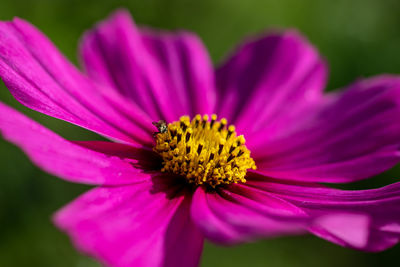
[153,114,256,187]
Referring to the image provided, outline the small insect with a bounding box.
[152,120,167,137]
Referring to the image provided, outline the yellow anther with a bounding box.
[153,114,256,188]
[237,135,245,145]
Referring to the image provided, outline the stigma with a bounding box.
[153,114,256,187]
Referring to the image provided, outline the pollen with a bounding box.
[153,114,256,187]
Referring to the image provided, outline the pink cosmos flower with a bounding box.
[1,9,400,267]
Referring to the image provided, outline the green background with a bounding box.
[1,0,400,266]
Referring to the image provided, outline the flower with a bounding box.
[1,8,400,267]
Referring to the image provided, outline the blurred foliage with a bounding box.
[1,0,400,266]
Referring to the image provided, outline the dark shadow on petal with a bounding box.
[150,172,196,200]
[72,140,163,171]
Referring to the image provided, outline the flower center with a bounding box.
[153,114,256,187]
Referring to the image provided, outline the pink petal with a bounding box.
[0,101,157,185]
[215,30,327,135]
[311,213,371,249]
[80,9,215,122]
[0,17,154,145]
[190,184,308,245]
[251,76,400,183]
[246,173,400,251]
[54,176,204,267]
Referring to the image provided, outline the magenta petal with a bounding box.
[251,76,400,183]
[311,213,371,249]
[0,17,154,145]
[216,30,327,134]
[0,101,156,185]
[54,177,204,267]
[246,174,400,251]
[191,185,307,245]
[80,9,215,121]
